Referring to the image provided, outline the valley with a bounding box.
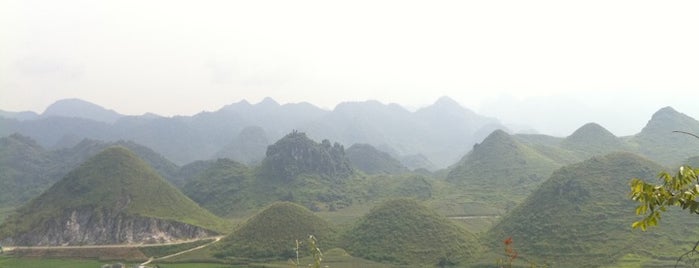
[2,99,699,267]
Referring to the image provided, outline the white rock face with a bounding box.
[2,208,215,246]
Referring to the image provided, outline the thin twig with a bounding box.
[673,131,699,140]
[675,240,699,268]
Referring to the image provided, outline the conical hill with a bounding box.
[346,143,409,174]
[485,152,699,266]
[446,130,560,208]
[448,130,559,185]
[561,122,626,157]
[214,202,336,260]
[0,146,226,246]
[633,106,699,165]
[342,199,480,266]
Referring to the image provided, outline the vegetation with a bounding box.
[214,202,336,261]
[446,129,561,212]
[0,256,123,268]
[0,134,182,209]
[0,146,228,241]
[342,199,480,266]
[260,131,354,181]
[631,107,699,166]
[630,165,699,231]
[182,159,254,217]
[560,122,628,159]
[0,134,57,207]
[139,238,215,258]
[345,143,409,175]
[5,105,699,266]
[486,152,699,266]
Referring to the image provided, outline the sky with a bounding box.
[1,0,698,136]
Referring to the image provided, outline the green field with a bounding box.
[0,256,128,268]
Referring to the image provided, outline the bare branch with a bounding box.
[675,240,699,268]
[673,131,699,140]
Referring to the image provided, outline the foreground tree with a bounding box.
[630,131,699,266]
[630,165,699,231]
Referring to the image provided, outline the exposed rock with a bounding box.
[2,208,214,246]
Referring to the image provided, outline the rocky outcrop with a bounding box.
[2,208,215,246]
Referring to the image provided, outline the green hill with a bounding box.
[214,202,336,260]
[342,199,480,266]
[54,138,181,186]
[0,134,58,206]
[445,130,561,211]
[632,106,699,166]
[0,135,183,209]
[561,122,627,158]
[182,158,254,217]
[345,143,409,175]
[485,152,699,266]
[0,146,226,246]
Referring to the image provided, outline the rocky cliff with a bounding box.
[2,207,215,246]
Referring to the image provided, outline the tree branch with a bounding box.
[675,239,699,268]
[673,131,699,140]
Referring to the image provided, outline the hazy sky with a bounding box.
[2,1,698,136]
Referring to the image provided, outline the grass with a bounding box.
[139,238,215,258]
[0,256,129,268]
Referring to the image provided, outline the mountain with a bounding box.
[53,139,180,186]
[302,97,503,168]
[560,122,627,158]
[342,199,480,266]
[447,130,560,192]
[42,98,123,123]
[345,143,409,175]
[214,202,336,260]
[0,146,225,246]
[182,158,254,217]
[213,125,269,165]
[399,153,437,171]
[0,134,57,206]
[260,131,353,181]
[414,96,505,165]
[0,110,39,121]
[0,135,182,207]
[485,152,699,266]
[0,97,503,168]
[632,106,699,166]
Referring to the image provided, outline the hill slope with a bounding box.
[445,130,561,212]
[260,131,354,181]
[343,199,480,266]
[632,106,699,166]
[182,158,254,217]
[560,122,627,158]
[485,152,699,266]
[214,202,336,260]
[0,146,225,246]
[345,143,409,174]
[0,134,57,206]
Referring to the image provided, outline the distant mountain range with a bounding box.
[3,102,699,265]
[0,96,503,168]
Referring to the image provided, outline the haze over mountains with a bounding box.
[0,96,504,168]
[4,97,699,266]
